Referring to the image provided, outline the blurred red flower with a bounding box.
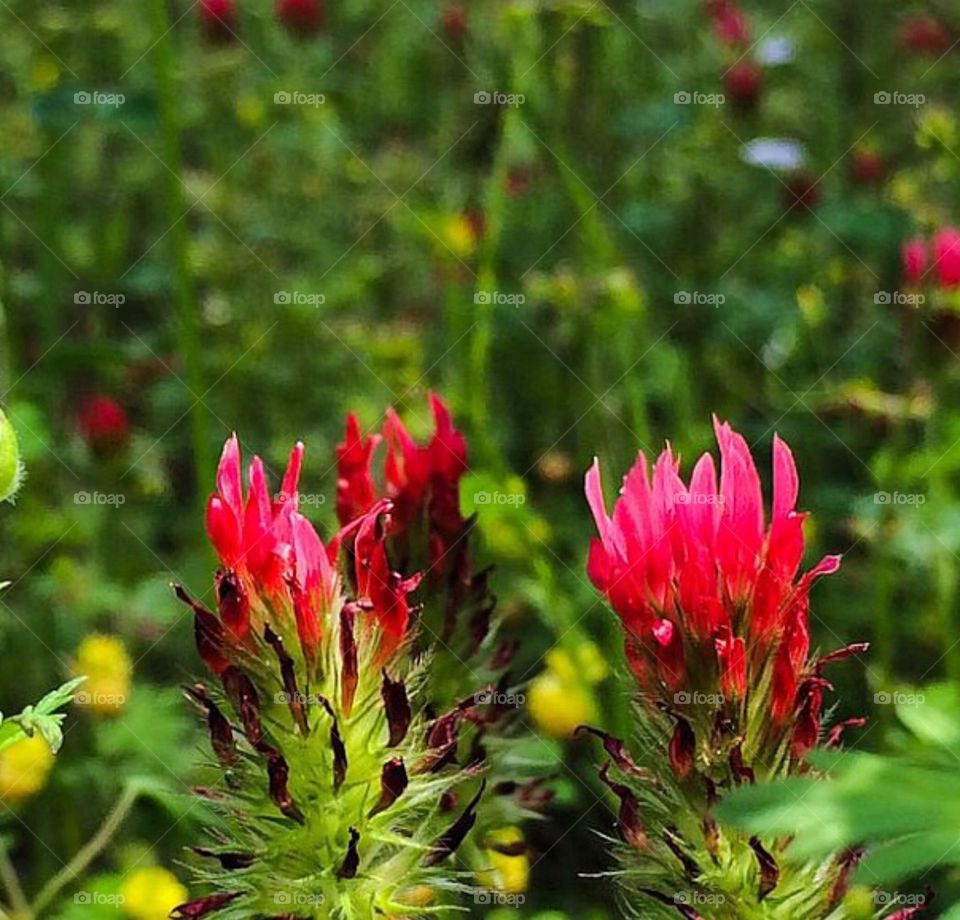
[78,395,130,455]
[199,0,237,43]
[276,0,326,37]
[933,227,960,288]
[900,15,952,57]
[902,238,928,285]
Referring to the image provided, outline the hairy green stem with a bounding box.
[31,782,144,917]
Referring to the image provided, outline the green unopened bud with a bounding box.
[0,410,24,503]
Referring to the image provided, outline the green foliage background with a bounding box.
[0,0,957,915]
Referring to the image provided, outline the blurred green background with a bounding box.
[0,0,958,915]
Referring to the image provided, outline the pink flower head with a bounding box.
[206,436,339,654]
[902,238,928,285]
[933,227,960,289]
[78,395,130,455]
[276,0,325,37]
[585,419,841,735]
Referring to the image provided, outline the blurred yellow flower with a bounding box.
[74,633,132,716]
[120,867,188,920]
[796,284,825,326]
[442,215,477,258]
[235,93,266,129]
[528,667,595,739]
[29,57,60,93]
[478,826,529,894]
[0,735,55,803]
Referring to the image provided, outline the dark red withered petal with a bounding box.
[337,827,361,879]
[663,827,700,877]
[191,847,255,870]
[184,684,236,765]
[266,751,305,824]
[826,717,868,749]
[639,889,705,920]
[340,607,358,717]
[576,726,658,784]
[827,848,863,910]
[320,697,347,791]
[175,584,229,674]
[669,716,695,780]
[729,742,756,784]
[221,666,263,746]
[216,569,250,640]
[264,626,309,736]
[599,763,646,850]
[439,790,458,812]
[818,642,870,666]
[368,757,408,817]
[423,781,486,866]
[887,888,933,919]
[171,892,243,918]
[381,669,411,748]
[749,836,779,901]
[492,638,519,669]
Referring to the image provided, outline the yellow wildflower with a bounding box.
[74,633,133,716]
[0,735,55,803]
[121,867,188,920]
[478,826,529,894]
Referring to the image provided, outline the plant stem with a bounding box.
[149,0,212,501]
[0,839,28,919]
[31,782,143,917]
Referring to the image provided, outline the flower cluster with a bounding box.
[199,0,325,43]
[583,420,868,916]
[174,432,494,918]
